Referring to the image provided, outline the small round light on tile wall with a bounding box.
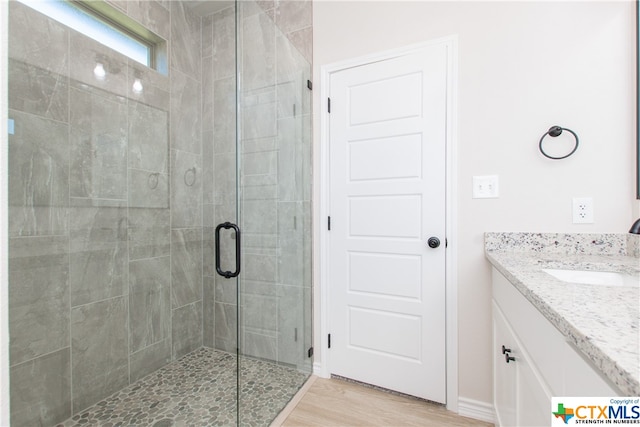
[132,78,143,94]
[93,62,106,80]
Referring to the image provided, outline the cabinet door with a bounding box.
[494,301,552,427]
[517,351,552,426]
[563,341,619,396]
[493,302,517,427]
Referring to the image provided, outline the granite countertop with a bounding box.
[485,232,640,396]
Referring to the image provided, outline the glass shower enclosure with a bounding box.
[233,0,314,424]
[5,0,312,425]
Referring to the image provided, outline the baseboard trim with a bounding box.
[457,397,495,424]
[313,361,329,378]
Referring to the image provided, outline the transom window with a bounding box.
[17,0,166,73]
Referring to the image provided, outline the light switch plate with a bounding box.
[473,175,499,198]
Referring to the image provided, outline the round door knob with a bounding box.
[427,237,440,249]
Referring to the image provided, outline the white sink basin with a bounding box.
[542,269,639,287]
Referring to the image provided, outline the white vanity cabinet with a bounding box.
[492,268,621,427]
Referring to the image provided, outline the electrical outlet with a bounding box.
[572,197,594,224]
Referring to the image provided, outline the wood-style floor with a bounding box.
[276,377,494,427]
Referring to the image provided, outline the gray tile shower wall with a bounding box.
[129,257,171,354]
[10,348,71,427]
[8,236,70,367]
[8,110,70,237]
[7,1,204,425]
[70,296,130,414]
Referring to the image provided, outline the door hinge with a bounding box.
[307,80,313,90]
[327,216,331,230]
[308,347,314,358]
[445,238,448,248]
[327,97,331,113]
[328,334,331,349]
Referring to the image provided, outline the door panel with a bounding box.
[348,195,421,238]
[348,134,423,181]
[349,307,422,360]
[328,43,448,402]
[348,72,423,125]
[348,252,422,299]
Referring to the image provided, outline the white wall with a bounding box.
[312,0,635,407]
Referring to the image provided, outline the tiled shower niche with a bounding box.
[7,1,312,426]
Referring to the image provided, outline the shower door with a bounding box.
[212,1,314,425]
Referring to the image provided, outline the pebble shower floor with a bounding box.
[57,348,309,427]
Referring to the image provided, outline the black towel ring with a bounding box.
[539,126,579,160]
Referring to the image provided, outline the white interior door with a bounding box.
[327,43,448,403]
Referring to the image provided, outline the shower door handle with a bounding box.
[215,222,241,279]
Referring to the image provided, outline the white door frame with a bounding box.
[315,36,459,412]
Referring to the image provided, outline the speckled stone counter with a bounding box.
[485,232,640,396]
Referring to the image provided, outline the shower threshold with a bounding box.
[57,348,309,427]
